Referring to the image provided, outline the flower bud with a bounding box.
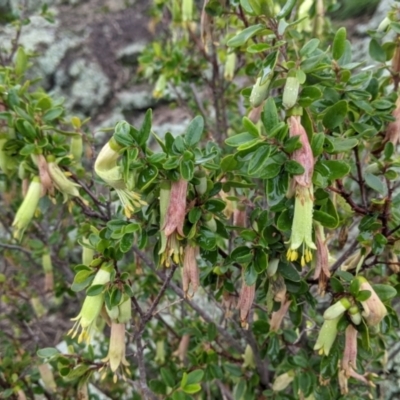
[242,344,255,369]
[153,74,167,99]
[155,339,166,364]
[182,0,193,22]
[323,297,351,320]
[194,170,207,195]
[224,52,236,81]
[12,176,42,241]
[267,258,279,277]
[38,364,57,393]
[70,135,83,163]
[250,76,271,108]
[282,76,300,110]
[313,316,340,356]
[356,276,387,327]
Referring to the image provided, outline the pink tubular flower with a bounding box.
[162,178,188,237]
[288,115,314,188]
[270,298,292,332]
[182,244,200,298]
[341,325,358,377]
[356,276,387,327]
[237,280,256,329]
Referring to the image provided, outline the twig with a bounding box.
[354,148,367,208]
[330,239,359,274]
[133,246,244,353]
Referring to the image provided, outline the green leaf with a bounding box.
[43,107,63,122]
[161,367,176,387]
[242,116,259,137]
[364,173,385,195]
[356,290,372,302]
[372,284,397,302]
[227,24,265,47]
[185,116,204,147]
[180,159,194,181]
[313,210,337,229]
[285,160,305,175]
[37,347,60,358]
[138,108,152,146]
[300,38,320,57]
[186,369,204,385]
[247,145,271,175]
[322,100,348,129]
[182,384,202,394]
[15,46,28,76]
[86,284,105,296]
[311,132,325,157]
[279,262,301,282]
[369,39,386,63]
[244,262,257,285]
[221,154,238,171]
[120,232,134,253]
[261,97,279,134]
[332,27,347,60]
[225,132,257,147]
[137,165,158,190]
[318,160,351,181]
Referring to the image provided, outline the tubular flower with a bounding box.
[68,266,111,344]
[313,316,340,356]
[47,157,85,204]
[341,324,358,378]
[159,179,187,267]
[356,276,387,327]
[182,244,200,298]
[94,137,146,218]
[313,223,332,296]
[270,298,292,332]
[102,322,130,382]
[237,279,256,329]
[288,116,314,188]
[12,176,42,241]
[323,297,351,320]
[286,185,316,266]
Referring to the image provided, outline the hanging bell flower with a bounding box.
[182,244,200,298]
[68,266,111,344]
[94,137,146,218]
[355,276,387,327]
[12,176,42,241]
[159,179,187,267]
[47,156,85,204]
[313,316,341,356]
[237,279,256,329]
[286,116,316,266]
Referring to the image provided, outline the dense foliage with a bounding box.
[1,0,400,399]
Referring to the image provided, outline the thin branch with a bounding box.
[354,148,367,208]
[330,239,359,274]
[133,246,244,353]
